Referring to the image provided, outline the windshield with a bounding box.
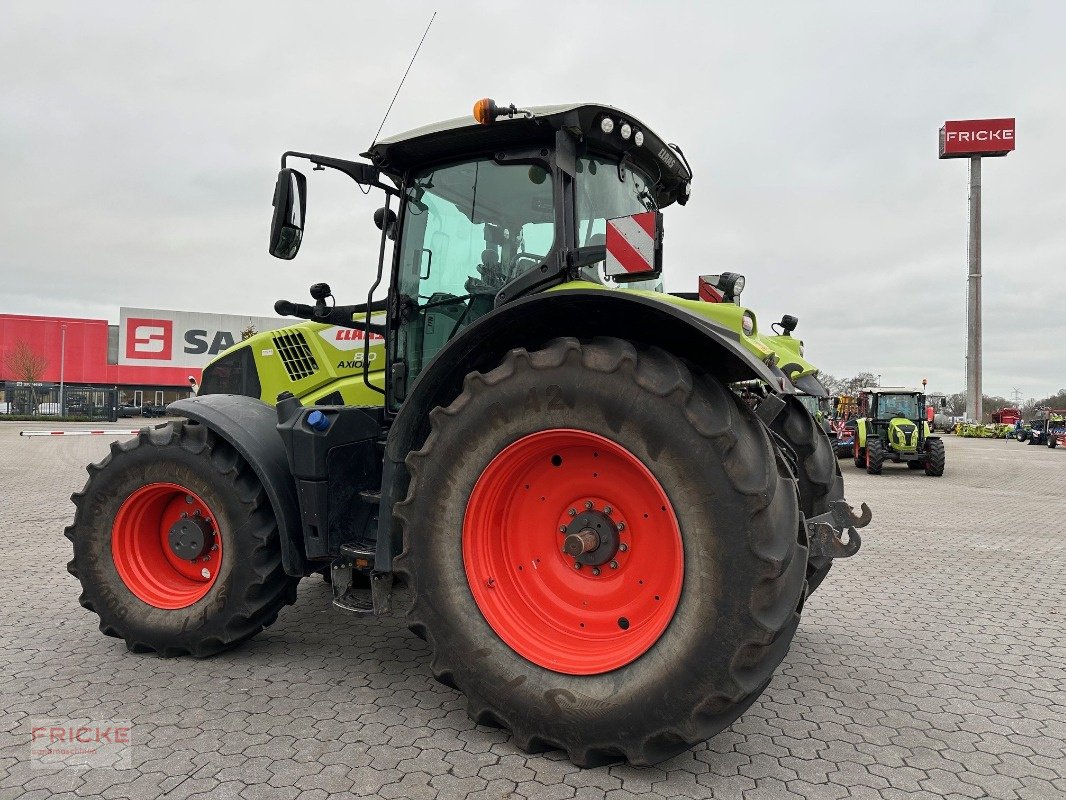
[575,155,662,291]
[875,394,920,419]
[395,157,555,385]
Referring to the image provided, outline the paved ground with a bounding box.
[0,422,1063,800]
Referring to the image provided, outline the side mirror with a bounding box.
[269,168,307,260]
[604,210,663,283]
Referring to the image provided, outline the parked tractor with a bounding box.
[66,100,870,765]
[1019,408,1065,447]
[853,386,945,475]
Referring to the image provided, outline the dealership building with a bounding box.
[0,307,288,412]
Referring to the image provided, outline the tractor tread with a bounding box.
[767,395,844,593]
[925,438,946,476]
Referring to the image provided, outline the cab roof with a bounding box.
[363,102,693,208]
[860,386,922,394]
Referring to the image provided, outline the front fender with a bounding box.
[169,394,306,576]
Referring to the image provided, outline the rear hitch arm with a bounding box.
[804,500,872,559]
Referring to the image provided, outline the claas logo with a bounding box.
[125,318,173,360]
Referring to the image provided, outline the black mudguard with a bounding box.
[376,288,794,571]
[169,394,307,576]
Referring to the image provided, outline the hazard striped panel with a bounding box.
[605,211,662,280]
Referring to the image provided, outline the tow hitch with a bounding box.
[804,500,872,559]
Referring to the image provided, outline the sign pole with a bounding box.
[966,157,982,423]
[939,117,1013,425]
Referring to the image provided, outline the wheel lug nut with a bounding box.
[604,506,612,514]
[559,525,567,533]
[201,568,210,578]
[610,560,618,569]
[185,496,193,504]
[619,543,628,552]
[573,562,581,570]
[568,508,577,517]
[618,522,625,531]
[592,567,600,576]
[584,501,593,510]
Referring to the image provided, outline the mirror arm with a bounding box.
[281,151,399,196]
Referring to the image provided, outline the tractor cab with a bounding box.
[263,101,693,404]
[853,387,945,475]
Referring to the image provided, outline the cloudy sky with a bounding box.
[2,1,1063,399]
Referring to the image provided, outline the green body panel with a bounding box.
[548,281,821,380]
[212,318,387,406]
[856,418,869,448]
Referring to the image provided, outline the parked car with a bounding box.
[37,402,61,415]
[115,403,140,418]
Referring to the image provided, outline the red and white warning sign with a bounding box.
[605,211,663,280]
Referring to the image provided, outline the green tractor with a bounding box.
[852,386,945,476]
[66,99,870,765]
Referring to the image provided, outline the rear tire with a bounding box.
[395,338,806,766]
[924,438,946,476]
[66,422,300,657]
[1049,437,1058,449]
[865,438,884,474]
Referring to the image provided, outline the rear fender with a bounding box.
[169,394,306,576]
[377,288,795,571]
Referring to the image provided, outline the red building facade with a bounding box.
[0,314,200,404]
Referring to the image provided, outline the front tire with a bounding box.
[394,338,806,766]
[767,396,843,593]
[866,438,885,474]
[66,422,300,657]
[924,438,946,476]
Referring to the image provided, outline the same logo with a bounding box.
[125,318,173,360]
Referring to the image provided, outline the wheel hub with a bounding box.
[167,515,214,561]
[562,510,619,566]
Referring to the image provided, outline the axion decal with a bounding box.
[125,318,173,360]
[318,325,385,352]
[336,353,379,370]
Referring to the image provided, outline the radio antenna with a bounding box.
[370,11,437,148]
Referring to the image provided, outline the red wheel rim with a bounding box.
[463,429,684,675]
[111,483,222,609]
